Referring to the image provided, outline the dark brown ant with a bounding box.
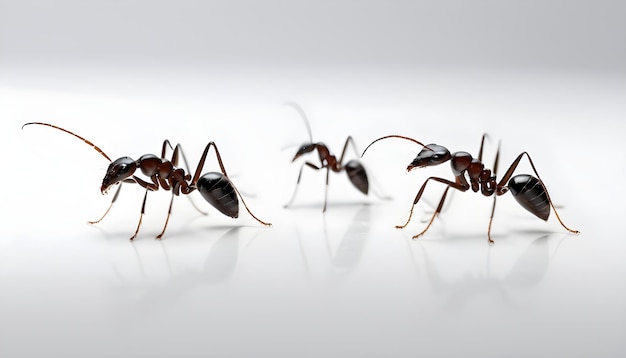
[362,134,579,244]
[284,103,370,212]
[22,122,271,240]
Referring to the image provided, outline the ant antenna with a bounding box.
[362,135,429,157]
[22,122,112,162]
[284,102,313,143]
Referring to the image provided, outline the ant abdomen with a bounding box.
[508,174,550,221]
[197,172,239,218]
[344,160,369,195]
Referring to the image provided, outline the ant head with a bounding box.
[407,144,451,171]
[101,157,137,194]
[292,143,317,161]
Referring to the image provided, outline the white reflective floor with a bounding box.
[1,64,625,357]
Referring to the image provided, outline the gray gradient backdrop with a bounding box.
[1,1,625,357]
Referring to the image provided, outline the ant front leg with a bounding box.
[285,161,323,209]
[123,176,160,240]
[399,177,466,239]
[89,178,137,225]
[413,186,451,239]
[89,183,123,225]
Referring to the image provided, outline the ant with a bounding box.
[283,103,371,212]
[362,134,579,244]
[22,122,272,240]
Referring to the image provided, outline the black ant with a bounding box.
[362,134,579,244]
[22,122,272,240]
[283,103,371,212]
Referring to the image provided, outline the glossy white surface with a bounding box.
[1,1,625,357]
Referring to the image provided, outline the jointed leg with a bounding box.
[231,185,272,226]
[478,133,489,162]
[498,152,579,234]
[192,142,272,226]
[486,196,497,245]
[89,183,123,224]
[397,176,466,230]
[130,190,149,240]
[338,136,361,165]
[323,167,330,213]
[483,143,503,244]
[284,161,322,209]
[412,186,450,239]
[156,193,175,239]
[166,141,208,215]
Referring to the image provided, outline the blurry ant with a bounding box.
[284,103,372,212]
[362,134,579,244]
[22,122,271,240]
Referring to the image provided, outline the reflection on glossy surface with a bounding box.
[111,226,242,286]
[411,234,558,309]
[330,205,370,274]
[2,39,625,357]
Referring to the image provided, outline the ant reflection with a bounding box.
[297,204,371,278]
[407,233,565,308]
[109,227,248,310]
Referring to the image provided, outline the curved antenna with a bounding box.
[284,102,313,143]
[22,122,112,162]
[361,135,429,157]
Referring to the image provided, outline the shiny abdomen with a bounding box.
[197,172,239,218]
[508,174,550,221]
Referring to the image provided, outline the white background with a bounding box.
[1,1,625,357]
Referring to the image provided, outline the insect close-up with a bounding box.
[283,103,372,212]
[362,134,580,244]
[22,122,272,240]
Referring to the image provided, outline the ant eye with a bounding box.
[116,163,132,174]
[107,157,137,179]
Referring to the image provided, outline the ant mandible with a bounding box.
[22,122,272,240]
[283,103,370,212]
[362,134,579,244]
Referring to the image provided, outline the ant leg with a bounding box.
[168,142,208,216]
[478,134,501,175]
[284,161,322,208]
[486,196,497,245]
[477,133,489,162]
[412,186,450,239]
[338,136,360,164]
[498,152,579,234]
[89,183,123,224]
[484,143,502,245]
[323,167,330,213]
[156,194,175,240]
[161,139,174,158]
[130,190,149,240]
[397,177,466,230]
[192,142,272,226]
[91,177,144,225]
[493,141,501,176]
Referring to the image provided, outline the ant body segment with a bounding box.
[284,103,371,212]
[22,122,271,240]
[362,134,579,244]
